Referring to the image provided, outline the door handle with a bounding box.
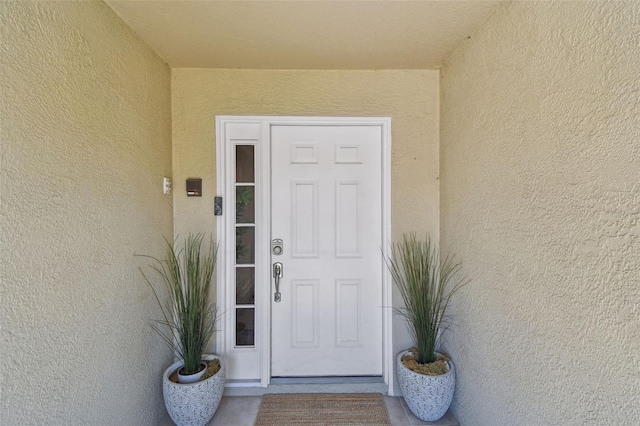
[273,262,283,302]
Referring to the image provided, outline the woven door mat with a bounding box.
[254,393,391,426]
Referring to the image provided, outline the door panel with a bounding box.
[270,125,383,377]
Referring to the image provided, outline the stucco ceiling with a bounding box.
[105,0,502,70]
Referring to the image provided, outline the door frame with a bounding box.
[215,116,394,393]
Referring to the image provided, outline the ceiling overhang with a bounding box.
[106,0,502,69]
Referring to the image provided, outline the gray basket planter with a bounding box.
[163,354,225,426]
[397,350,455,422]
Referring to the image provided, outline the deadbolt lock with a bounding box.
[272,239,283,256]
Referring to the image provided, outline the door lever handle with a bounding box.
[273,262,283,302]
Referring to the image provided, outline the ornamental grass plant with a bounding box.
[386,233,468,365]
[140,233,219,375]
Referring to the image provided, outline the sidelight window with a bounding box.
[234,145,255,347]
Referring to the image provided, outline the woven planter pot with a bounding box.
[397,350,455,422]
[163,354,225,426]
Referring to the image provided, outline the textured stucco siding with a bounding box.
[172,69,440,391]
[1,1,173,424]
[440,1,640,425]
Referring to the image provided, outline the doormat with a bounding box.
[254,393,391,426]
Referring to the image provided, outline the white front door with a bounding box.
[270,125,383,377]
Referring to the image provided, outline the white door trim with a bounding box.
[215,116,394,394]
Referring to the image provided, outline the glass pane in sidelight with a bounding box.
[236,145,255,183]
[236,308,255,346]
[235,227,255,264]
[235,186,255,223]
[235,267,255,305]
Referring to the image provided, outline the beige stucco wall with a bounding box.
[172,69,440,386]
[440,1,640,424]
[1,1,173,424]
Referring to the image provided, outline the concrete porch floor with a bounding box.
[159,395,459,426]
